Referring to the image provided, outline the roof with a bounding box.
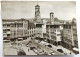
[35,4,40,7]
[46,24,63,26]
[36,23,44,25]
[50,12,54,14]
[2,18,29,21]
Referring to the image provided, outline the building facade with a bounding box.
[35,23,44,38]
[62,24,74,50]
[3,19,28,40]
[72,18,78,48]
[46,24,62,45]
[28,22,36,39]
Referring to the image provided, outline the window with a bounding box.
[46,26,48,28]
[7,25,10,27]
[7,29,10,31]
[32,31,33,33]
[24,30,27,34]
[3,31,6,33]
[24,24,27,27]
[50,26,52,28]
[54,26,56,28]
[30,31,31,33]
[57,34,61,36]
[7,34,10,36]
[56,25,59,28]
[3,24,6,27]
[69,26,71,29]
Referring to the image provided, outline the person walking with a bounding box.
[28,49,29,52]
[43,50,44,52]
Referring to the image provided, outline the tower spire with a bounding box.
[37,1,38,5]
[35,2,42,23]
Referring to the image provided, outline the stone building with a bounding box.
[50,12,54,24]
[72,18,78,51]
[35,4,42,23]
[62,24,74,50]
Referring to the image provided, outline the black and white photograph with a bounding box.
[1,1,79,55]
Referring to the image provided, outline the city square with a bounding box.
[2,1,79,55]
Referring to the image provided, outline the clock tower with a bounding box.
[35,4,42,23]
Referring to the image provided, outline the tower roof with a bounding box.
[35,4,40,7]
[50,12,54,14]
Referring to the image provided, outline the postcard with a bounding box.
[1,1,79,55]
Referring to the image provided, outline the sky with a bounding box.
[1,1,76,20]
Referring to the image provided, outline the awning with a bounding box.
[73,47,79,51]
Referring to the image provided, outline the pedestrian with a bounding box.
[28,49,29,52]
[65,53,67,55]
[37,46,39,48]
[64,53,67,55]
[43,50,44,52]
[70,52,71,54]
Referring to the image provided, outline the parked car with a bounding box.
[37,51,44,55]
[73,47,79,54]
[37,46,41,49]
[30,47,36,50]
[48,50,55,55]
[46,44,52,48]
[37,49,46,55]
[57,49,63,53]
[17,50,26,55]
[3,40,10,43]
[33,49,38,53]
[18,38,23,41]
[11,42,17,45]
[43,52,48,55]
[29,41,32,43]
[50,52,55,55]
[40,41,46,45]
[26,44,29,47]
